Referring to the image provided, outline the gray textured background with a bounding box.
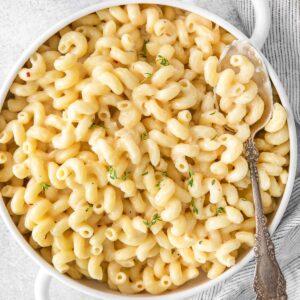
[0,1,299,300]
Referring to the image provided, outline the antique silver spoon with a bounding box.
[218,40,287,300]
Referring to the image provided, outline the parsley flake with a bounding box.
[142,171,149,176]
[209,111,216,115]
[190,198,198,215]
[161,171,168,177]
[141,40,149,57]
[107,166,118,180]
[212,179,216,185]
[85,205,93,212]
[188,169,194,187]
[144,72,153,78]
[89,120,105,129]
[140,132,149,141]
[40,182,51,192]
[121,171,131,181]
[217,207,225,215]
[155,180,163,188]
[157,55,170,66]
[143,213,161,228]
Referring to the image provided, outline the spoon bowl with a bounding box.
[218,40,273,137]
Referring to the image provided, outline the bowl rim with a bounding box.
[0,0,297,299]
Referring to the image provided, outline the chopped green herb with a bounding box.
[161,171,168,177]
[211,135,218,140]
[190,198,198,215]
[157,55,170,66]
[241,198,247,201]
[140,132,149,140]
[40,182,51,192]
[85,205,93,212]
[212,179,216,185]
[89,120,105,129]
[142,171,149,176]
[144,72,153,78]
[141,40,149,57]
[121,171,131,181]
[143,213,161,228]
[217,207,225,215]
[155,180,163,188]
[198,240,202,245]
[188,169,194,187]
[209,111,216,115]
[89,124,99,129]
[108,166,118,180]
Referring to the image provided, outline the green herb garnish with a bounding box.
[140,132,149,140]
[190,198,198,215]
[121,171,131,181]
[212,179,216,185]
[143,213,161,228]
[89,120,105,129]
[142,171,148,176]
[188,169,194,187]
[241,198,247,201]
[161,171,168,177]
[89,124,99,129]
[157,55,170,66]
[141,40,149,57]
[85,204,93,212]
[217,207,225,215]
[144,72,153,78]
[40,182,51,192]
[198,240,202,245]
[155,180,163,188]
[209,111,216,115]
[108,166,118,180]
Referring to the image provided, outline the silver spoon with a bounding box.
[218,40,287,300]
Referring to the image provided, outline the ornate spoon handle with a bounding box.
[245,138,287,300]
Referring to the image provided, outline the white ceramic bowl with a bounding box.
[0,0,297,299]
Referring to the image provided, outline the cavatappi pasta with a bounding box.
[0,4,290,295]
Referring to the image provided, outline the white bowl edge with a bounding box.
[0,0,297,299]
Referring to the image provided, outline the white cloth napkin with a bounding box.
[190,0,300,299]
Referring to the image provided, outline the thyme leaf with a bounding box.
[40,182,51,192]
[190,198,198,215]
[157,55,170,66]
[107,166,118,180]
[143,213,161,228]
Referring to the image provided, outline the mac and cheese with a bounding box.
[0,4,290,295]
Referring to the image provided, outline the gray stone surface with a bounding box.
[0,1,298,300]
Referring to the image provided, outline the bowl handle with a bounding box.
[249,0,271,49]
[183,0,271,50]
[35,269,51,300]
